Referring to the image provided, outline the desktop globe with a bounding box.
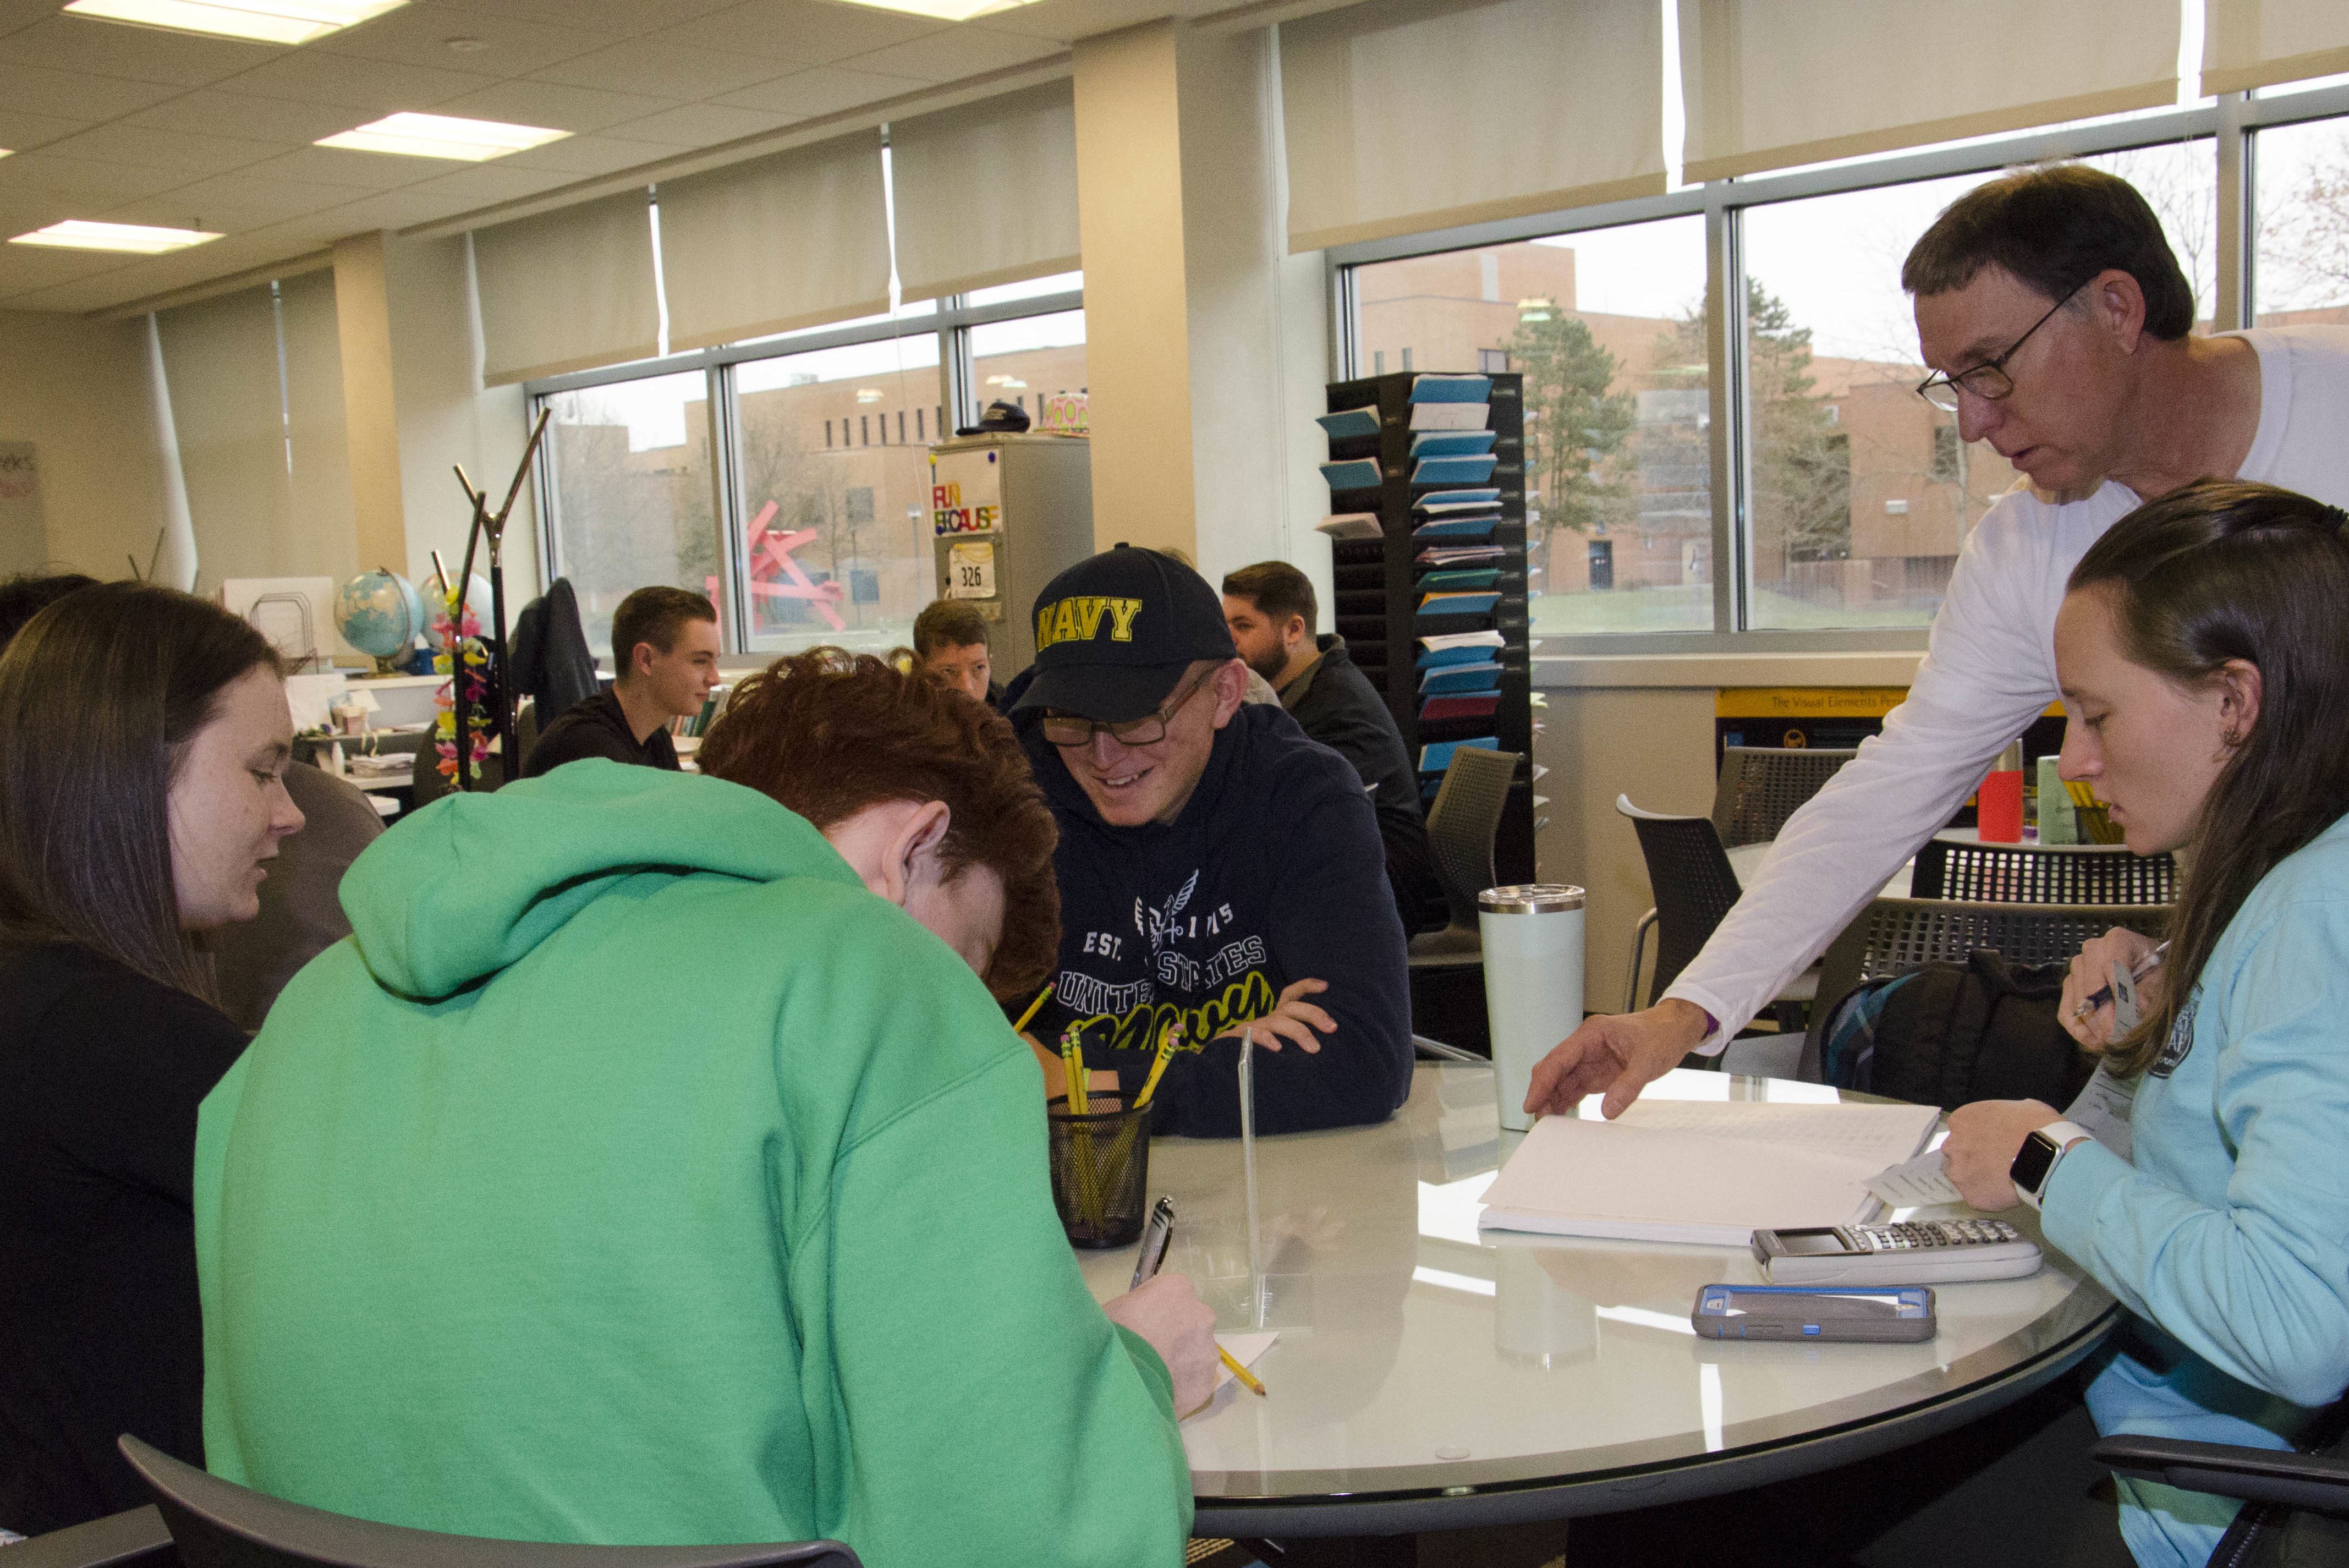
[334,571,425,674]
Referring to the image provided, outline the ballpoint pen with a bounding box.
[2073,940,2169,1022]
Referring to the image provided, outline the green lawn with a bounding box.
[1531,585,1936,636]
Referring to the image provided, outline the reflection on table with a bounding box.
[1079,1065,2116,1534]
[1726,840,1913,898]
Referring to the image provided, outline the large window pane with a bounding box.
[733,331,943,655]
[1738,144,2211,631]
[541,370,721,661]
[2253,114,2349,325]
[968,307,1087,429]
[964,269,1082,308]
[1350,217,1714,634]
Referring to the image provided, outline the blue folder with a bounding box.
[1413,487,1501,511]
[1409,430,1497,458]
[1316,405,1380,439]
[1419,736,1501,772]
[1417,568,1500,590]
[1318,458,1382,490]
[1411,455,1499,485]
[1408,374,1492,404]
[1411,516,1497,542]
[1420,662,1503,694]
[1417,592,1502,616]
[1417,643,1500,669]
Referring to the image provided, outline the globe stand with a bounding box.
[449,408,551,792]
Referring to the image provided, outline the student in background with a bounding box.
[196,651,1210,1568]
[1223,560,1448,936]
[1012,545,1413,1137]
[523,586,720,777]
[1941,481,2349,1567]
[0,584,303,1536]
[912,597,998,707]
[0,571,97,644]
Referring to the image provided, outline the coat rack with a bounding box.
[447,408,551,791]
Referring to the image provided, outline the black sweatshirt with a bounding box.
[0,941,248,1535]
[1018,702,1413,1137]
[522,690,679,778]
[1278,636,1449,936]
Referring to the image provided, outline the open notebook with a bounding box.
[1479,1098,1940,1247]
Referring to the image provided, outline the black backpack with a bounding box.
[1819,949,2096,1112]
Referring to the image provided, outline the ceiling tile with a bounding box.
[101,170,378,231]
[219,51,498,112]
[7,14,286,87]
[443,0,738,36]
[608,101,797,147]
[430,77,680,133]
[41,123,289,177]
[0,0,74,35]
[0,108,95,155]
[531,38,791,98]
[0,189,78,238]
[0,150,194,203]
[714,63,927,118]
[0,245,127,307]
[304,185,480,230]
[0,61,185,120]
[316,4,617,76]
[498,131,678,173]
[399,161,581,205]
[240,145,454,189]
[658,0,943,66]
[125,90,364,143]
[842,24,1064,83]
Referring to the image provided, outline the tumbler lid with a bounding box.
[1478,883,1584,913]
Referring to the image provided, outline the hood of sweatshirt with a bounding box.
[339,760,857,1001]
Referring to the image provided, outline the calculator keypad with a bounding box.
[1858,1220,2020,1251]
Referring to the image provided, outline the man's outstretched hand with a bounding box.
[1522,999,1711,1121]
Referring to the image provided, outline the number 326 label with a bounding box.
[947,540,996,600]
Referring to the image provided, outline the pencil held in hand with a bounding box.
[1220,1345,1266,1396]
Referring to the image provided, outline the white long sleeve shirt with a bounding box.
[1665,326,2349,1047]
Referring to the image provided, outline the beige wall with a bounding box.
[0,309,173,579]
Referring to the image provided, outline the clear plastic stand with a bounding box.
[1239,1026,1265,1330]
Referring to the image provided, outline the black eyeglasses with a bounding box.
[1916,283,2083,413]
[1039,666,1217,750]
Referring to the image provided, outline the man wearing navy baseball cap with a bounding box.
[1008,545,1412,1137]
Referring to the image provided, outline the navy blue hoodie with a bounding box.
[1017,702,1413,1137]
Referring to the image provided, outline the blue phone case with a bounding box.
[1692,1283,1936,1341]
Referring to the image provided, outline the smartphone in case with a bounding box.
[1692,1284,1936,1342]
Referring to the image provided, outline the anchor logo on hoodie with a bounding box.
[1138,870,1199,953]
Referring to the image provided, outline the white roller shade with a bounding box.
[657,131,892,352]
[1679,0,2180,184]
[1280,0,1665,254]
[2204,0,2349,94]
[472,190,661,386]
[890,79,1080,303]
[158,283,292,593]
[278,268,359,588]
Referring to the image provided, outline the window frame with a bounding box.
[528,283,1083,653]
[1327,80,2349,657]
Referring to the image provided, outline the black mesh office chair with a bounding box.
[1711,745,1858,848]
[1618,795,1749,1012]
[1911,838,2178,903]
[2094,1429,2349,1567]
[1796,895,2170,1080]
[109,1435,862,1568]
[1407,745,1523,969]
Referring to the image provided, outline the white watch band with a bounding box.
[2019,1120,2096,1210]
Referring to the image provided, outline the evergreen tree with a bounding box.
[1507,303,1636,535]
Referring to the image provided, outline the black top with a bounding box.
[0,940,248,1535]
[521,689,679,779]
[1280,637,1448,935]
[1017,701,1413,1137]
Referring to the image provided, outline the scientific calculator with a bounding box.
[1752,1219,2042,1286]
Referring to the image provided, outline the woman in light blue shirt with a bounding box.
[1945,478,2349,1567]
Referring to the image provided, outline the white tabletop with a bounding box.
[1726,841,1912,898]
[1083,1066,2116,1534]
[1933,827,2132,853]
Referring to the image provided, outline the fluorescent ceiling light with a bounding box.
[64,0,408,46]
[826,0,1043,19]
[9,220,223,254]
[316,112,569,162]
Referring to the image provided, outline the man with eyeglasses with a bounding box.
[1525,161,2349,1123]
[1009,544,1413,1136]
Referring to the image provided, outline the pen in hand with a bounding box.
[2073,940,2169,1022]
[1130,1193,1265,1397]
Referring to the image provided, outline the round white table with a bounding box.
[1080,1065,2117,1538]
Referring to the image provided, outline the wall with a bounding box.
[0,309,173,579]
[1533,650,1926,1016]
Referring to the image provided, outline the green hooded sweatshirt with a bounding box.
[193,762,1191,1567]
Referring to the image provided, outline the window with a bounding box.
[2253,114,2349,326]
[970,308,1086,426]
[1478,348,1510,372]
[1351,215,1713,634]
[540,371,722,661]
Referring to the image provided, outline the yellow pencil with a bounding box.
[1012,982,1054,1035]
[1133,1016,1185,1110]
[1063,1028,1089,1115]
[1220,1346,1266,1396]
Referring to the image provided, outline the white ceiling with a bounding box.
[0,0,1265,315]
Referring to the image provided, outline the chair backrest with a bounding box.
[1912,838,2177,904]
[1424,746,1522,931]
[1618,795,1745,1006]
[117,1437,861,1568]
[1711,746,1858,848]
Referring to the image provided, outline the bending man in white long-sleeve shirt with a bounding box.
[1526,163,2349,1122]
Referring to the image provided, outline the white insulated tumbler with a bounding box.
[1478,884,1585,1133]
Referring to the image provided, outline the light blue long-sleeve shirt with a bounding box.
[2043,812,2349,1567]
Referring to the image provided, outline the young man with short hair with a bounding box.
[1223,561,1447,936]
[523,586,721,777]
[1012,545,1413,1137]
[911,598,997,706]
[196,651,1211,1568]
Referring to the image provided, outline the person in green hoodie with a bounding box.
[194,649,1213,1568]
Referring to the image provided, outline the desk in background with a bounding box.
[1082,1065,2115,1542]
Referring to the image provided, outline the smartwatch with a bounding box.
[2009,1121,2094,1211]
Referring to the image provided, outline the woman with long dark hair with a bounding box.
[1945,479,2349,1566]
[0,583,304,1536]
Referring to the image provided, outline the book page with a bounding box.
[1611,1099,1938,1169]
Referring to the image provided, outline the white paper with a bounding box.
[1612,1099,1940,1167]
[946,539,995,599]
[2065,1064,2137,1161]
[1866,1148,1965,1208]
[1316,512,1382,540]
[1408,401,1489,431]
